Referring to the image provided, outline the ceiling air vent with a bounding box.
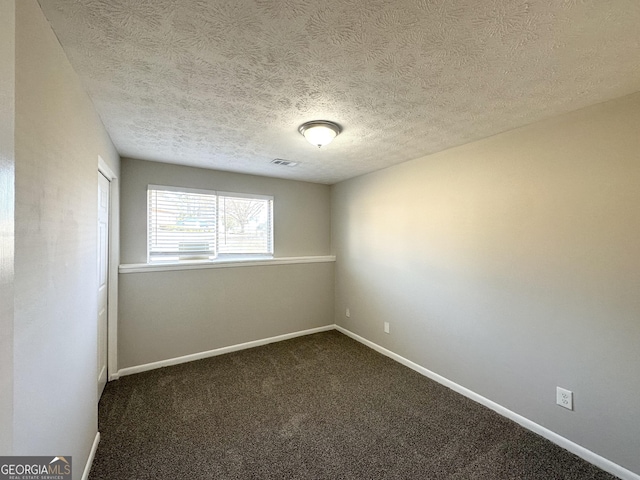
[271,159,299,167]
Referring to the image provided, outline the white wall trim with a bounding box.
[119,255,336,274]
[115,325,335,378]
[98,156,119,381]
[81,432,100,480]
[335,325,639,480]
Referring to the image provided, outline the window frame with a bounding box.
[147,184,274,264]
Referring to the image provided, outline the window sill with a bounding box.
[119,255,336,274]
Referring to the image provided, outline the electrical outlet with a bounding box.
[345,308,350,318]
[556,387,573,410]
[384,322,390,334]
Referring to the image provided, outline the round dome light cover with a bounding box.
[298,120,342,148]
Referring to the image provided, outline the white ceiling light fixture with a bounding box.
[298,120,342,148]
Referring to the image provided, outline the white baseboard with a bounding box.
[116,325,335,378]
[109,323,637,479]
[335,325,639,480]
[81,431,100,480]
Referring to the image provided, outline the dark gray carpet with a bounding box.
[90,331,618,479]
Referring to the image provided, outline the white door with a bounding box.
[97,172,110,398]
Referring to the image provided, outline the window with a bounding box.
[148,185,273,262]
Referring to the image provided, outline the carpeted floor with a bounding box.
[90,330,618,479]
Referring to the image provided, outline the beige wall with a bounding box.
[119,263,334,368]
[332,93,640,475]
[120,157,331,263]
[0,0,15,454]
[14,1,119,477]
[118,158,334,369]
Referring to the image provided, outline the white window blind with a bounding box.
[148,186,273,262]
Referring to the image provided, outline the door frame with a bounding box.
[98,155,119,381]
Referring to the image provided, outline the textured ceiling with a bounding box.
[38,0,640,184]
